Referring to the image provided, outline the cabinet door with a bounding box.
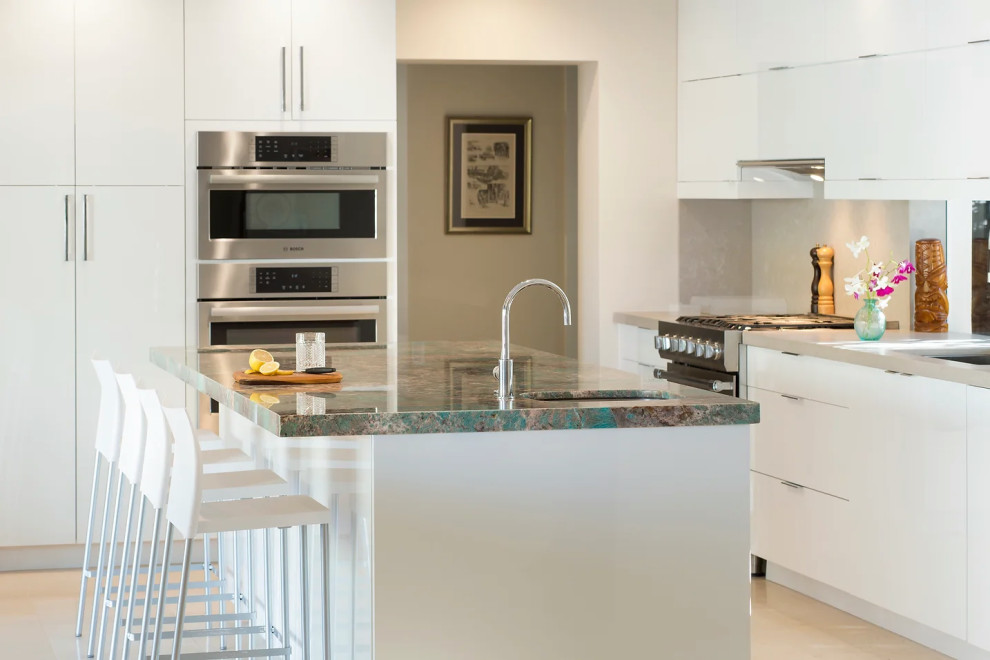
[927,0,990,49]
[850,369,967,638]
[824,0,927,61]
[736,0,824,72]
[292,0,396,121]
[75,0,183,185]
[967,385,990,651]
[74,187,185,537]
[184,0,292,120]
[0,0,75,185]
[756,65,828,160]
[678,0,738,80]
[0,187,76,546]
[678,76,757,182]
[964,42,990,178]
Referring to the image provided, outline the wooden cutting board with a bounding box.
[233,370,343,385]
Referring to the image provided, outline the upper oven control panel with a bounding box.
[255,135,337,162]
[255,266,338,294]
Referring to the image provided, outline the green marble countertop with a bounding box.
[151,341,759,437]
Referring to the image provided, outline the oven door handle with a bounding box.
[209,304,381,319]
[653,368,734,393]
[207,173,380,185]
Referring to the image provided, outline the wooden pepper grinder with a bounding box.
[811,244,835,315]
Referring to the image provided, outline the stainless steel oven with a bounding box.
[198,131,387,261]
[197,261,387,423]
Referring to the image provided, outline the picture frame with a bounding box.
[445,117,532,234]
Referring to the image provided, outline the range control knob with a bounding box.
[658,334,672,351]
[703,342,716,359]
[710,342,723,359]
[685,339,696,355]
[676,337,687,353]
[695,342,706,357]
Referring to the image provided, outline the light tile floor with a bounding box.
[0,569,953,659]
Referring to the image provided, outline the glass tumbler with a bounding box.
[295,332,326,371]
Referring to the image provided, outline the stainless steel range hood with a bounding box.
[736,158,826,182]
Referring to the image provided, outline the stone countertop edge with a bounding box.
[742,328,990,389]
[613,311,677,330]
[150,344,759,437]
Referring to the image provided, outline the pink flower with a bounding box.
[898,260,916,274]
[876,286,895,297]
[853,292,859,300]
[891,274,907,284]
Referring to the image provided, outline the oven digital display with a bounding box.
[255,135,336,162]
[255,267,337,293]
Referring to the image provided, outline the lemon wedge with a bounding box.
[275,369,294,376]
[248,349,273,372]
[244,368,258,374]
[259,361,280,376]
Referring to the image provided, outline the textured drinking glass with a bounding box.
[295,332,326,370]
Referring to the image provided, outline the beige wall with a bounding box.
[401,64,570,355]
[397,0,679,366]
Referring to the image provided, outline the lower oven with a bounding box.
[198,261,387,425]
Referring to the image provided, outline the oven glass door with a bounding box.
[199,170,385,260]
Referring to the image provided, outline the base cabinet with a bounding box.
[967,385,990,652]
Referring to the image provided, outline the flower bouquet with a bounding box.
[843,236,915,340]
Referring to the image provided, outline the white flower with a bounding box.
[874,275,889,290]
[877,297,890,309]
[844,274,866,298]
[846,235,870,258]
[870,262,884,278]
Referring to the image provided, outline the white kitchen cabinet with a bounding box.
[824,0,927,61]
[755,65,827,160]
[73,187,186,537]
[75,0,183,185]
[0,187,77,547]
[736,0,824,72]
[926,0,990,49]
[185,0,396,121]
[616,324,667,380]
[967,385,990,651]
[678,0,738,81]
[0,0,75,186]
[678,76,757,182]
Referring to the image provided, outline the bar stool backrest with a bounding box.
[137,388,171,511]
[162,407,203,540]
[91,359,124,463]
[115,373,146,485]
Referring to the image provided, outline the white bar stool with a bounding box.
[152,406,332,660]
[76,360,125,656]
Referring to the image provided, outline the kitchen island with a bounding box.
[151,341,759,660]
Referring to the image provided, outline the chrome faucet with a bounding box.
[496,279,572,400]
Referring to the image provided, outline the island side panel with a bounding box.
[373,425,751,660]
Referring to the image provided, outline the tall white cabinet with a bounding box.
[0,0,185,548]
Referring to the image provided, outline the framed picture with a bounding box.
[446,117,532,234]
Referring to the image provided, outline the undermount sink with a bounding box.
[516,389,674,402]
[930,354,990,366]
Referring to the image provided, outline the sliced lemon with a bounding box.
[258,361,280,376]
[248,349,273,372]
[275,369,294,376]
[244,368,259,374]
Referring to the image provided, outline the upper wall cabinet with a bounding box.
[824,0,927,61]
[678,76,756,181]
[927,0,990,50]
[0,0,183,186]
[736,0,824,73]
[185,0,396,122]
[678,0,737,81]
[0,0,76,185]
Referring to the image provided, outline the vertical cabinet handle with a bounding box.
[280,46,287,112]
[64,194,71,261]
[82,194,90,261]
[299,46,305,111]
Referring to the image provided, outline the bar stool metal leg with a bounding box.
[101,481,138,660]
[264,529,273,651]
[301,525,311,660]
[89,469,124,658]
[116,494,147,660]
[149,522,175,660]
[137,506,164,660]
[322,523,332,660]
[76,458,103,637]
[280,528,290,655]
[169,537,195,660]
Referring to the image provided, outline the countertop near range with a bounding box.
[151,341,759,437]
[742,328,990,388]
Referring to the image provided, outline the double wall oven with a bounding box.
[196,131,389,422]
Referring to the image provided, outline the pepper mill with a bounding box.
[811,244,835,315]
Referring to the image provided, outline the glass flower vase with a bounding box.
[854,298,886,341]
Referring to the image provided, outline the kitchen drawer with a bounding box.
[751,470,853,594]
[747,385,851,499]
[744,345,859,407]
[635,328,663,367]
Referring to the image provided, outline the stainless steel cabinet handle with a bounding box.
[82,194,90,261]
[780,480,803,489]
[280,46,287,112]
[780,393,801,401]
[210,304,381,319]
[655,369,734,393]
[299,46,305,111]
[208,173,380,185]
[64,194,71,261]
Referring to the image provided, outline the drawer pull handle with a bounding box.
[781,351,800,356]
[780,393,801,401]
[780,480,803,489]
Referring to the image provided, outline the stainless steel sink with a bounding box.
[516,389,674,402]
[930,354,990,365]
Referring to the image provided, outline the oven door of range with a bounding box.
[198,168,386,260]
[653,362,737,397]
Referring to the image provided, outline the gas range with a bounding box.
[654,313,854,395]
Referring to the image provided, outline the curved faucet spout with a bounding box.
[497,279,572,400]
